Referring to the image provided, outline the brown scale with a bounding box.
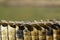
[31,24,42,40]
[52,23,60,40]
[16,25,25,40]
[53,30,60,40]
[46,23,58,40]
[0,20,8,27]
[15,22,23,40]
[24,24,33,40]
[8,22,16,40]
[24,27,31,40]
[24,24,33,31]
[15,23,21,27]
[8,23,16,28]
[1,23,8,27]
[38,23,46,40]
[1,21,9,40]
[24,28,32,40]
[46,23,58,30]
[8,24,16,40]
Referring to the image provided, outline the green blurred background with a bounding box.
[0,0,60,21]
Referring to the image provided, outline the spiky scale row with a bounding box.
[0,19,60,40]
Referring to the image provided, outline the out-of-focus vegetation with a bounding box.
[0,7,60,21]
[0,0,60,21]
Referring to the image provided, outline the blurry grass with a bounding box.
[0,6,60,21]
